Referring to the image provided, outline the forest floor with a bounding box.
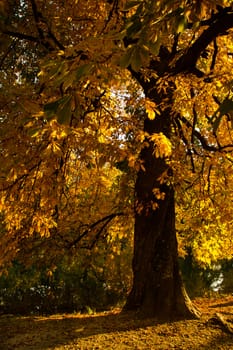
[0,295,233,350]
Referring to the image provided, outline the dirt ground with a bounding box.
[0,295,232,350]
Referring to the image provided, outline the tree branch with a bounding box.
[30,0,45,41]
[178,115,233,152]
[174,10,233,74]
[29,0,64,50]
[0,40,17,69]
[67,212,125,249]
[210,38,218,71]
[0,160,43,192]
[2,30,40,43]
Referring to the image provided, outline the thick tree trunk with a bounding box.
[124,98,200,320]
[124,174,199,320]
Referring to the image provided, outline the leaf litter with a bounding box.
[0,295,232,350]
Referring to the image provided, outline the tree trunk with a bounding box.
[124,173,199,320]
[124,84,200,320]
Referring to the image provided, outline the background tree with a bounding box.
[0,0,233,320]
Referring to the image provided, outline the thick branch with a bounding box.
[174,11,233,74]
[2,30,40,43]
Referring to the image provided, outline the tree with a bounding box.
[121,1,233,319]
[0,0,233,321]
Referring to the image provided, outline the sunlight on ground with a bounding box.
[0,296,232,350]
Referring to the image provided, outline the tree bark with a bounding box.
[124,79,200,320]
[124,171,199,319]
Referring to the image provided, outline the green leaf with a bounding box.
[211,98,233,132]
[28,127,41,138]
[76,63,92,81]
[124,0,142,11]
[148,39,161,56]
[18,100,41,114]
[131,47,142,72]
[139,45,150,65]
[120,45,147,72]
[44,99,62,118]
[126,18,142,39]
[44,96,72,124]
[218,98,233,116]
[175,15,187,34]
[57,96,72,125]
[119,47,134,68]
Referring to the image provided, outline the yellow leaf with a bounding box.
[98,134,106,143]
[150,133,172,158]
[145,99,156,120]
[47,270,53,277]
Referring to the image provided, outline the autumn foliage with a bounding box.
[0,0,233,319]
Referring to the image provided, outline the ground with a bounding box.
[0,295,232,349]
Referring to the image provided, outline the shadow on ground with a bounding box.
[209,300,233,308]
[0,296,233,350]
[1,311,158,350]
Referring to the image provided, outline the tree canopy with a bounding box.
[0,0,233,319]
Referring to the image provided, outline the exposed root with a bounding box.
[209,312,233,334]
